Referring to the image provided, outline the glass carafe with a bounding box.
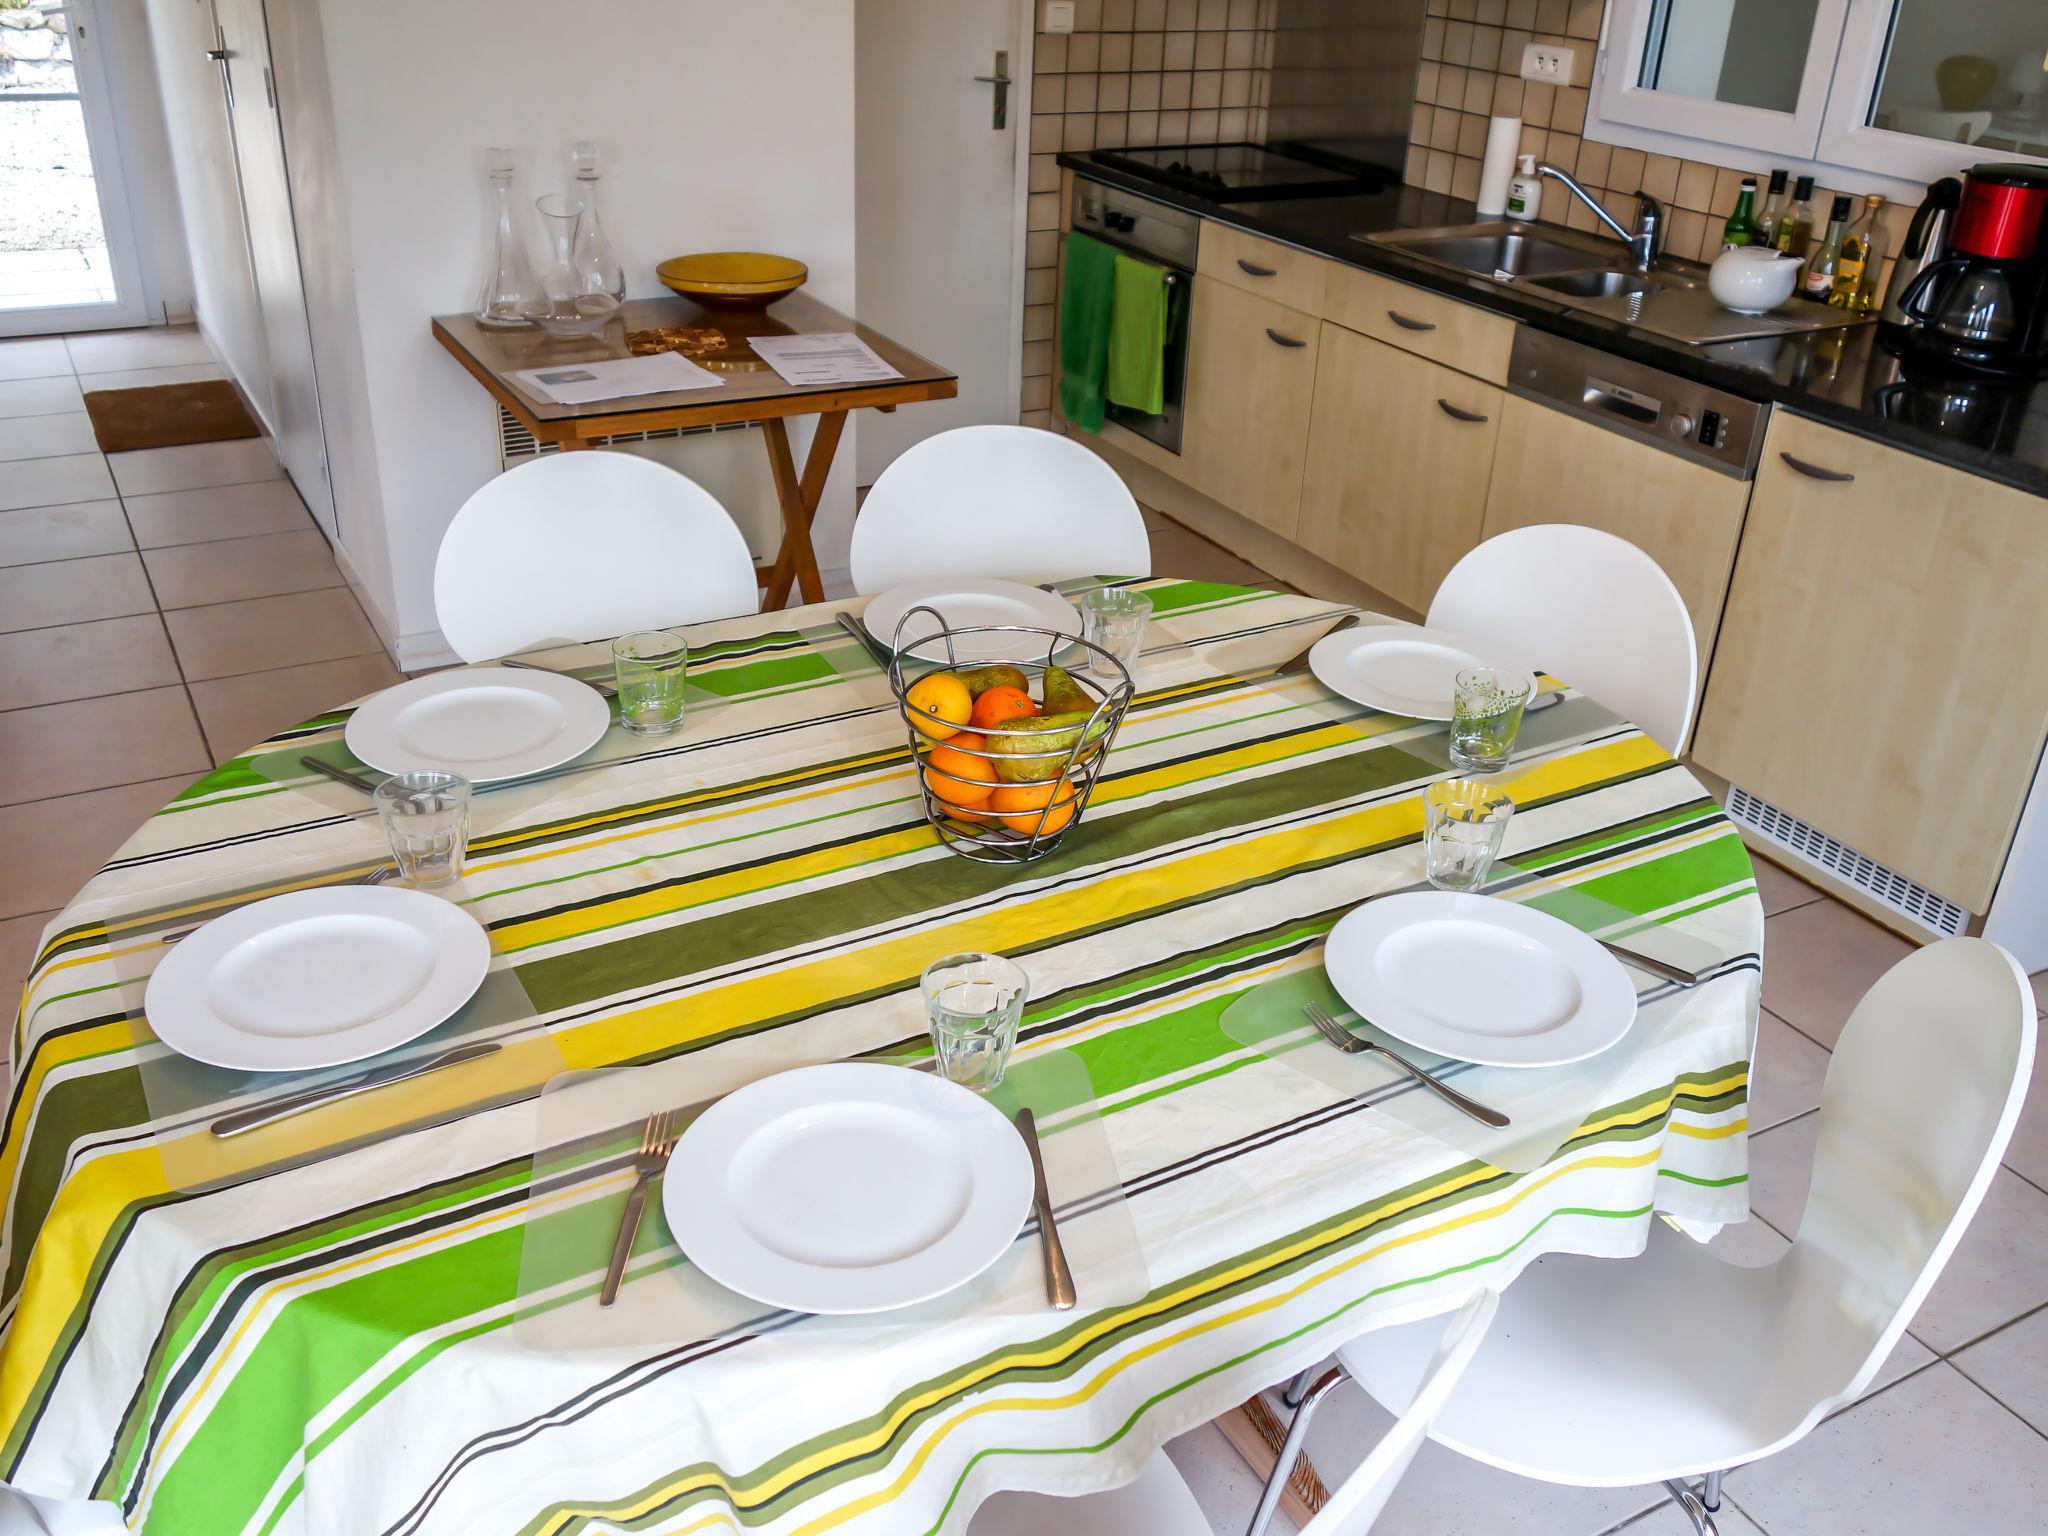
[525,194,621,335]
[474,148,538,328]
[569,140,626,303]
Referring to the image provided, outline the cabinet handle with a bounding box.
[1387,309,1437,332]
[1436,398,1489,424]
[1265,328,1307,349]
[1779,452,1854,483]
[1237,258,1277,277]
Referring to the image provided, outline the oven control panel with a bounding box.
[1071,176,1199,271]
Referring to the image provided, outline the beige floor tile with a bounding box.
[0,452,116,513]
[75,362,226,393]
[1759,898,1913,1049]
[0,338,72,382]
[1150,522,1279,589]
[165,588,382,681]
[1750,853,1823,916]
[1749,1008,1831,1133]
[0,552,155,633]
[189,653,402,763]
[0,776,194,920]
[0,413,97,463]
[122,480,312,548]
[0,614,180,710]
[0,501,132,566]
[1734,1365,2048,1532]
[0,687,209,805]
[1618,1500,1769,1536]
[2004,1037,2048,1189]
[143,529,343,610]
[1953,1305,2048,1436]
[0,910,58,1021]
[64,326,214,375]
[2031,968,2047,1016]
[107,438,279,499]
[0,377,85,421]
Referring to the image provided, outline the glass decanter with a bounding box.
[568,140,626,303]
[474,148,538,328]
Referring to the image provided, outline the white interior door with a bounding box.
[215,0,334,540]
[853,0,1027,483]
[0,0,149,336]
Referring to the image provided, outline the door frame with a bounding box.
[0,0,152,336]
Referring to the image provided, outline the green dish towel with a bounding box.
[1105,252,1169,416]
[1059,231,1117,432]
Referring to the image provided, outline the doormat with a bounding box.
[82,380,260,454]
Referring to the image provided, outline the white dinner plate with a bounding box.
[1324,892,1637,1068]
[864,579,1082,664]
[144,886,491,1072]
[344,667,612,783]
[1308,624,1535,722]
[664,1062,1035,1314]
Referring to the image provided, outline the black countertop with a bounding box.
[1059,151,2048,499]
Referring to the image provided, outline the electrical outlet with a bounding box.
[1520,41,1577,84]
[1044,1,1075,33]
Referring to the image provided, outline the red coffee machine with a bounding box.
[1897,162,2048,377]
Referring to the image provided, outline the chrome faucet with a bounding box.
[1535,163,1663,272]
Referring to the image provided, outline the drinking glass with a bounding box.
[1449,667,1533,771]
[373,771,472,887]
[1078,586,1152,678]
[612,630,688,736]
[920,952,1029,1091]
[1423,779,1514,893]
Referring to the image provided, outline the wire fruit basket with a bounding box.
[886,607,1135,865]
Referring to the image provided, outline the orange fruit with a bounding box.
[905,671,972,743]
[990,777,1078,836]
[970,685,1038,732]
[923,733,995,807]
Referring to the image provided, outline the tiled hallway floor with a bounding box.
[4,331,2048,1533]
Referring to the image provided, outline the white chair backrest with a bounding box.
[1787,937,2035,1412]
[848,425,1151,593]
[1425,525,1698,753]
[433,452,758,662]
[1307,1291,1497,1535]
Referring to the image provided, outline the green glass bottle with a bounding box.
[1722,177,1761,248]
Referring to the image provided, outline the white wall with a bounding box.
[100,0,192,321]
[306,0,859,662]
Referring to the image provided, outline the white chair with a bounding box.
[432,452,759,662]
[1325,937,2034,1536]
[1425,524,1697,753]
[969,1291,1496,1536]
[847,425,1151,593]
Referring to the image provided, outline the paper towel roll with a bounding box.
[1475,116,1522,217]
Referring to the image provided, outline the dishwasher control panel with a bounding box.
[1508,328,1768,478]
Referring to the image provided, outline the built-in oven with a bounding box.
[1070,175,1196,454]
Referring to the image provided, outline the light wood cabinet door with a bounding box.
[1692,412,2048,910]
[1481,395,1751,670]
[1181,275,1320,538]
[1197,223,1329,314]
[1297,323,1503,613]
[1321,265,1516,385]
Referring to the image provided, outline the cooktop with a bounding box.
[1088,142,1396,202]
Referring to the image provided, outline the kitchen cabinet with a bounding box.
[1692,412,2048,911]
[1322,264,1516,386]
[1480,395,1751,672]
[1180,275,1320,539]
[1197,224,1329,315]
[1296,323,1503,613]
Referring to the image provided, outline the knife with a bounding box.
[834,611,895,670]
[299,756,380,795]
[209,1041,503,1137]
[499,657,617,698]
[1276,613,1361,675]
[1599,939,1706,988]
[1013,1108,1076,1311]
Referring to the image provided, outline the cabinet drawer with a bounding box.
[1323,265,1514,385]
[1181,276,1319,539]
[1197,224,1328,315]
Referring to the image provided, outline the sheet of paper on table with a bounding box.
[511,350,723,406]
[748,332,903,386]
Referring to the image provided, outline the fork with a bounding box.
[601,1108,680,1307]
[1303,1003,1510,1129]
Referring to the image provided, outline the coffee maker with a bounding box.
[1896,162,2048,377]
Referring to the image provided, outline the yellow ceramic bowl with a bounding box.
[656,252,808,310]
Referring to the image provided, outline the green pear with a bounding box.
[958,664,1029,698]
[1039,664,1093,716]
[985,709,1110,783]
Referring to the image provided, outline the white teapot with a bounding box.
[1708,246,1802,315]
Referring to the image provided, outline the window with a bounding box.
[1587,0,2048,190]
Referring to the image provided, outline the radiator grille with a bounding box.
[497,406,754,463]
[1726,784,1968,938]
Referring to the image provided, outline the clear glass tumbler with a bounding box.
[612,629,689,736]
[1423,779,1514,893]
[1079,585,1152,678]
[920,951,1029,1091]
[374,771,472,887]
[1449,667,1533,772]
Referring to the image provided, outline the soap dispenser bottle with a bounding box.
[1506,156,1542,221]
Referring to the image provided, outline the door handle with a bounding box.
[204,47,229,60]
[1436,398,1489,424]
[1779,452,1854,483]
[1237,258,1277,277]
[1387,310,1437,332]
[973,50,1011,130]
[1265,328,1307,348]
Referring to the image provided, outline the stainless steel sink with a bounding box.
[1387,230,1600,280]
[1528,269,1657,300]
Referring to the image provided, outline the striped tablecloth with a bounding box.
[0,581,1759,1535]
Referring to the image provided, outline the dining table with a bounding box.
[0,579,1760,1536]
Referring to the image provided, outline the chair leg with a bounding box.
[1247,1367,1346,1536]
[1280,1365,1319,1409]
[1661,1477,1722,1536]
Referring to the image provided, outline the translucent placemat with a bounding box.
[512,1047,1146,1353]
